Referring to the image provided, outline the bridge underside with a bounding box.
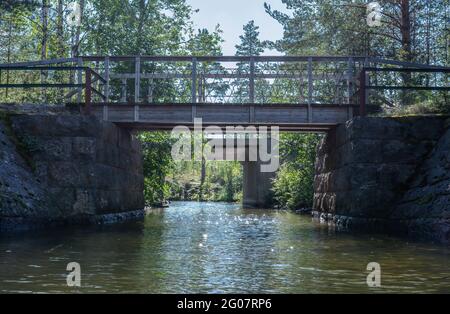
[90,103,357,132]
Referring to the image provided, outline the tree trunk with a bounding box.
[5,17,12,98]
[41,0,48,60]
[400,0,413,62]
[57,0,65,101]
[400,0,413,105]
[41,0,49,101]
[57,0,65,57]
[72,0,85,57]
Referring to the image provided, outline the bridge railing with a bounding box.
[0,62,106,112]
[358,67,450,115]
[1,56,448,117]
[78,56,370,109]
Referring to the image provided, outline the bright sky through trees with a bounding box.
[188,0,286,55]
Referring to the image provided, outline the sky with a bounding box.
[188,0,289,56]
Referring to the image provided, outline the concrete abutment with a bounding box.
[313,116,450,243]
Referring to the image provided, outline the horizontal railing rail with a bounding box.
[0,65,106,112]
[358,67,450,116]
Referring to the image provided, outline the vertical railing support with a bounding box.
[198,76,203,102]
[191,57,197,122]
[104,57,110,102]
[77,57,83,103]
[347,57,354,119]
[134,56,141,121]
[298,75,304,103]
[359,68,367,117]
[307,57,313,123]
[249,57,255,103]
[84,67,92,114]
[134,56,141,103]
[249,57,255,123]
[103,57,110,121]
[121,78,127,102]
[191,57,197,103]
[147,79,153,103]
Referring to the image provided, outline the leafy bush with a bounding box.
[139,132,175,206]
[272,133,321,210]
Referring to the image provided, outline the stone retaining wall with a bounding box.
[313,116,450,242]
[0,113,144,230]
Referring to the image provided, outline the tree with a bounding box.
[40,0,48,60]
[140,132,175,206]
[234,20,268,102]
[264,0,448,65]
[0,0,39,11]
[265,0,448,108]
[56,0,64,57]
[272,133,321,209]
[235,20,265,56]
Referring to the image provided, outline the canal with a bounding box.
[0,202,449,293]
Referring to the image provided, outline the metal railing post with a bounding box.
[249,57,255,103]
[134,56,141,121]
[359,68,367,116]
[104,56,110,102]
[347,57,354,119]
[77,57,83,103]
[249,57,256,123]
[307,57,313,122]
[191,57,197,122]
[84,67,92,114]
[147,79,153,103]
[134,56,141,103]
[121,78,127,102]
[103,57,110,121]
[191,57,197,103]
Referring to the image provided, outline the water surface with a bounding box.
[0,202,449,293]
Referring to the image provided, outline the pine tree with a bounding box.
[235,20,265,56]
[265,0,448,65]
[234,20,267,102]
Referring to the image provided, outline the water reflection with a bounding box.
[0,202,449,293]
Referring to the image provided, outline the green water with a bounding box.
[0,201,449,293]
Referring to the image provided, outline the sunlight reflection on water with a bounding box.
[0,201,449,293]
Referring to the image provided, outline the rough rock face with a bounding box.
[313,116,450,243]
[0,121,57,223]
[0,113,144,231]
[393,127,450,242]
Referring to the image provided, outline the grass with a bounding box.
[379,99,449,118]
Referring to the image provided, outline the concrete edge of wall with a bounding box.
[312,211,450,244]
[0,209,146,233]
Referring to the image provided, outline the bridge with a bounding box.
[1,56,448,132]
[0,56,448,209]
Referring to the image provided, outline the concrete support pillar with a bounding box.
[242,160,276,208]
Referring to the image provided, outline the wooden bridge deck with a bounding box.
[90,103,357,131]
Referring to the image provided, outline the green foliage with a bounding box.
[2,0,447,209]
[84,0,193,56]
[235,21,265,56]
[272,133,322,210]
[0,0,222,104]
[384,97,450,117]
[234,20,271,103]
[266,0,449,111]
[139,132,175,206]
[168,159,242,203]
[0,1,39,12]
[265,0,448,65]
